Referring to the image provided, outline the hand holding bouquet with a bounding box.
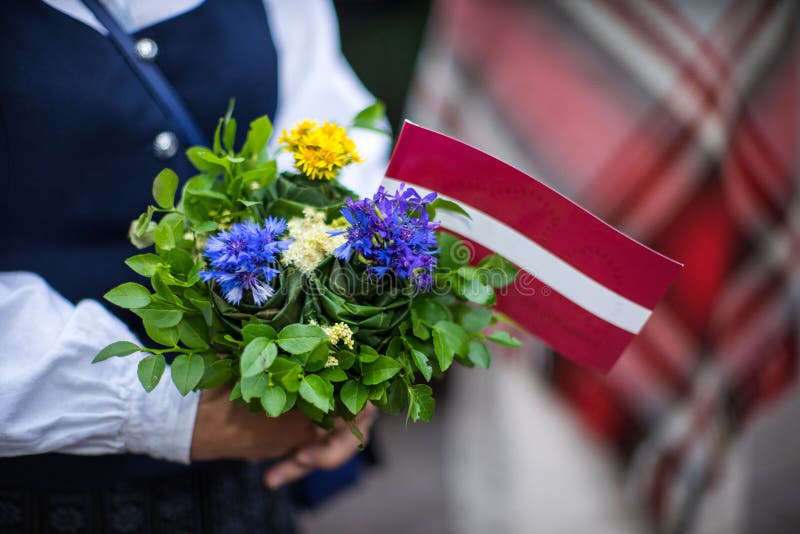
[94,103,521,431]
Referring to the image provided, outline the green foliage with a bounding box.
[95,104,522,427]
[351,101,390,135]
[299,375,334,412]
[487,330,524,348]
[340,379,368,415]
[104,283,151,309]
[407,384,435,422]
[137,355,166,392]
[261,385,287,417]
[240,338,277,377]
[467,340,491,369]
[171,354,205,396]
[152,168,179,209]
[92,341,140,363]
[276,324,327,354]
[361,356,402,385]
[432,321,469,371]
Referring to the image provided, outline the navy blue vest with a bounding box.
[0,0,278,488]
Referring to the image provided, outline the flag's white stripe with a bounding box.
[381,178,652,334]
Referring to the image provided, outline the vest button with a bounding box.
[153,131,178,159]
[135,38,159,61]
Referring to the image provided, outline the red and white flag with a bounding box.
[383,121,683,373]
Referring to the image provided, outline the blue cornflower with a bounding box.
[332,184,440,291]
[200,217,290,306]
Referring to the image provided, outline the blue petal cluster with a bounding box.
[333,185,440,290]
[200,217,290,305]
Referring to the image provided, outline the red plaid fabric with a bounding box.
[409,0,798,530]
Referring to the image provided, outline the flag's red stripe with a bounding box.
[386,123,683,310]
[451,232,636,373]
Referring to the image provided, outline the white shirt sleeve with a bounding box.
[0,272,199,463]
[264,0,392,199]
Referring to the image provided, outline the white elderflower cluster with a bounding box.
[282,208,345,273]
[322,321,355,350]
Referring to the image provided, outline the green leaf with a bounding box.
[461,307,494,334]
[317,367,348,382]
[137,354,166,392]
[151,269,179,304]
[171,354,205,396]
[134,206,155,238]
[299,375,334,412]
[428,198,471,219]
[454,270,496,306]
[352,101,389,134]
[410,349,433,381]
[186,147,230,174]
[153,220,175,251]
[240,338,277,377]
[213,118,223,154]
[165,248,195,277]
[194,221,219,233]
[241,373,269,402]
[223,117,237,153]
[92,340,140,363]
[124,254,161,277]
[437,232,471,270]
[281,390,298,414]
[362,356,402,385]
[340,379,369,415]
[432,320,469,371]
[177,317,209,350]
[242,116,273,157]
[477,254,519,288]
[240,163,277,188]
[359,346,380,363]
[411,298,451,326]
[304,342,330,373]
[229,381,242,401]
[152,168,179,209]
[369,382,388,402]
[297,397,326,423]
[336,350,357,370]
[407,384,435,422]
[386,378,409,414]
[198,359,234,389]
[144,321,179,347]
[104,282,151,309]
[277,324,327,354]
[487,330,523,348]
[269,357,303,392]
[468,340,491,369]
[242,323,277,344]
[191,298,214,326]
[261,385,287,417]
[133,307,183,328]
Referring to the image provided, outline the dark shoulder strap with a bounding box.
[79,0,207,146]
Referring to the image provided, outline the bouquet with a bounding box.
[93,102,521,430]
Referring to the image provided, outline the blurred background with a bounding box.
[298,1,800,533]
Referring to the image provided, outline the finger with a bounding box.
[299,424,363,471]
[264,455,315,489]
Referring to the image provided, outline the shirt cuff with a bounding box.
[122,369,201,464]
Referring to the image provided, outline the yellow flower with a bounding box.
[279,119,362,181]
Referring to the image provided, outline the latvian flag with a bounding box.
[383,122,683,373]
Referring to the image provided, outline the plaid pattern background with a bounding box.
[407,0,799,531]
